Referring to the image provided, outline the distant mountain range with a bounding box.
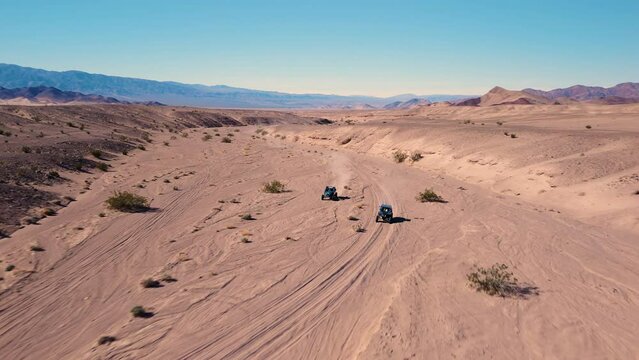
[455,83,639,107]
[0,86,121,105]
[0,63,471,109]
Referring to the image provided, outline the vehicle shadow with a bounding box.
[391,217,411,223]
[337,196,351,201]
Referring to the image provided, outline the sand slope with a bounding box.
[1,106,638,359]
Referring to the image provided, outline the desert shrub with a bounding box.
[140,278,161,288]
[105,191,150,212]
[340,137,352,145]
[130,305,152,318]
[504,132,509,136]
[221,137,232,143]
[241,237,252,243]
[410,151,423,162]
[467,263,520,297]
[510,133,517,138]
[160,274,177,283]
[202,134,213,141]
[21,146,32,153]
[90,149,103,159]
[30,245,45,252]
[393,150,408,163]
[416,188,444,203]
[163,179,170,183]
[42,208,56,216]
[5,264,15,271]
[163,141,170,146]
[36,131,45,138]
[137,144,146,151]
[227,133,234,137]
[98,212,106,217]
[354,223,366,233]
[241,213,255,220]
[96,162,109,172]
[585,125,592,129]
[47,171,60,179]
[262,180,286,193]
[496,121,503,126]
[67,122,77,128]
[347,215,359,221]
[463,120,471,124]
[122,149,129,155]
[97,336,116,345]
[141,133,152,143]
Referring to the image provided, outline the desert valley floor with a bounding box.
[0,104,638,359]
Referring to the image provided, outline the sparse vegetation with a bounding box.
[241,213,255,220]
[96,162,108,172]
[30,245,45,252]
[416,188,444,203]
[467,263,528,297]
[221,137,232,143]
[510,133,517,138]
[42,208,56,216]
[262,180,286,193]
[347,215,359,221]
[90,149,103,159]
[241,237,252,243]
[340,137,352,145]
[105,191,150,212]
[97,336,116,345]
[130,305,153,318]
[354,223,366,233]
[585,125,592,129]
[140,278,161,288]
[5,264,15,272]
[137,144,146,151]
[202,134,213,141]
[163,179,170,183]
[410,151,423,162]
[47,171,60,179]
[393,150,408,163]
[21,146,32,153]
[496,121,503,126]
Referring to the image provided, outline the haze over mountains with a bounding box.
[0,63,470,109]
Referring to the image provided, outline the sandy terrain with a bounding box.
[1,104,638,359]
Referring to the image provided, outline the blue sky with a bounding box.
[1,0,637,96]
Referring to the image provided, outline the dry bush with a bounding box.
[416,188,444,203]
[467,263,536,298]
[130,305,153,318]
[221,137,232,143]
[410,151,423,162]
[140,278,161,288]
[106,191,150,212]
[241,213,255,220]
[347,215,359,221]
[340,137,352,145]
[354,223,366,233]
[393,150,408,163]
[202,134,213,141]
[90,149,103,159]
[97,336,116,345]
[96,162,108,172]
[262,180,286,193]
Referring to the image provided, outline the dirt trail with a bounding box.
[0,125,638,359]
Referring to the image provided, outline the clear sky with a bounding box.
[1,0,637,96]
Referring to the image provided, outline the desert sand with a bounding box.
[1,103,638,359]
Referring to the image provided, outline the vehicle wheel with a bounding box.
[375,216,380,222]
[321,196,324,200]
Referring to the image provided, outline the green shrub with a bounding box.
[130,305,152,318]
[467,263,519,297]
[96,162,108,172]
[262,180,286,193]
[97,336,116,345]
[105,191,150,212]
[416,188,444,203]
[90,149,103,159]
[393,150,407,163]
[140,278,161,288]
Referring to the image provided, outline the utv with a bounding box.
[376,204,393,223]
[321,186,338,201]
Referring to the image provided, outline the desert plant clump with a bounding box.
[42,208,57,216]
[137,144,146,151]
[140,278,161,288]
[416,188,444,203]
[130,305,153,318]
[347,215,359,221]
[510,133,517,138]
[354,223,366,233]
[202,134,213,141]
[241,237,252,243]
[585,125,592,129]
[30,245,45,252]
[221,137,232,143]
[97,336,116,345]
[393,150,408,163]
[467,263,522,297]
[96,162,109,172]
[496,121,503,126]
[21,146,32,153]
[262,180,286,193]
[410,151,423,162]
[47,171,60,179]
[90,149,103,159]
[5,264,15,271]
[105,191,150,212]
[340,137,352,145]
[241,213,255,220]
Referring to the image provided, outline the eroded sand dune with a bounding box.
[1,105,638,359]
